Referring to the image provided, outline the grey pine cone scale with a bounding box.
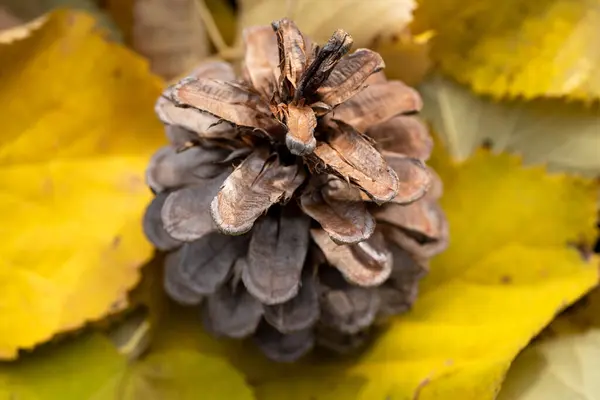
[143,18,448,362]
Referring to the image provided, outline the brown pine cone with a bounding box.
[143,18,448,362]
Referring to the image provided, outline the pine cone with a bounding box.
[143,18,448,362]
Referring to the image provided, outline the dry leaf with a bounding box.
[237,0,416,49]
[421,76,600,176]
[0,10,165,359]
[131,0,209,79]
[415,0,600,100]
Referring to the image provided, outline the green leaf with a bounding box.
[0,334,126,400]
[498,287,600,400]
[420,76,600,176]
[0,330,255,399]
[498,330,600,400]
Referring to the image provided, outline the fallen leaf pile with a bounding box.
[0,1,598,399]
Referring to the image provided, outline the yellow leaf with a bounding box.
[414,0,600,100]
[0,330,255,399]
[420,76,600,176]
[0,9,166,359]
[143,140,598,399]
[498,288,600,399]
[372,29,435,86]
[236,0,416,48]
[498,330,600,400]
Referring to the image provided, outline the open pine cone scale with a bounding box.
[143,18,448,361]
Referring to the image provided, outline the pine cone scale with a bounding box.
[161,173,228,241]
[295,29,353,100]
[169,78,281,133]
[272,19,308,93]
[367,115,433,160]
[242,26,281,98]
[283,103,318,156]
[315,49,385,106]
[263,269,320,334]
[382,152,432,204]
[311,229,392,287]
[204,281,263,339]
[210,150,305,235]
[312,122,399,204]
[301,184,375,245]
[164,250,204,306]
[177,232,247,295]
[332,80,423,133]
[243,210,310,305]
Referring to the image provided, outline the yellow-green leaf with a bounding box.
[498,287,600,400]
[414,0,600,100]
[0,9,165,359]
[236,0,416,48]
[420,76,600,176]
[498,330,600,400]
[0,329,255,400]
[0,334,127,400]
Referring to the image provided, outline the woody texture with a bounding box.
[143,18,448,362]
